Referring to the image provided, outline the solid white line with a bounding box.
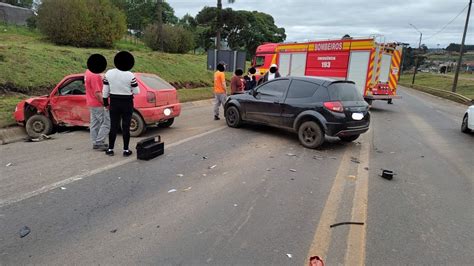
[0,126,227,208]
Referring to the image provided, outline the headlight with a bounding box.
[15,106,18,112]
[164,108,172,116]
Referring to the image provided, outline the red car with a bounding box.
[14,73,181,138]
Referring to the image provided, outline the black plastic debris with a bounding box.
[330,222,364,228]
[202,156,208,160]
[110,229,118,233]
[66,147,72,150]
[380,169,395,180]
[364,167,369,171]
[351,157,361,164]
[19,226,31,238]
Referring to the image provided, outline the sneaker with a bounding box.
[93,143,108,151]
[105,149,114,156]
[123,150,133,157]
[214,116,220,120]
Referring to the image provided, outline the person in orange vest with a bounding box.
[213,63,227,120]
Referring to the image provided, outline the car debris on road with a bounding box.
[19,226,31,238]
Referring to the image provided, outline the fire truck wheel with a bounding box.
[339,134,360,142]
[26,114,53,138]
[387,99,393,104]
[298,121,324,149]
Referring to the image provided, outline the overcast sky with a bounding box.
[167,0,473,48]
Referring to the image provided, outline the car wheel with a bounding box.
[339,134,360,142]
[130,112,146,137]
[158,118,174,128]
[461,114,471,133]
[225,106,242,128]
[298,121,324,149]
[25,114,53,138]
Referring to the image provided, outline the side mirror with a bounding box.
[252,89,258,97]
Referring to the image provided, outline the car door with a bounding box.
[281,79,327,128]
[244,79,290,125]
[50,78,90,126]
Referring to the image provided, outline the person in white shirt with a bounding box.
[102,51,140,157]
[258,64,281,85]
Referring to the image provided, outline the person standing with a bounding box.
[213,63,227,120]
[244,67,257,91]
[102,51,140,156]
[230,68,245,95]
[258,64,281,85]
[85,54,110,151]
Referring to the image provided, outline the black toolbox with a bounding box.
[136,135,164,160]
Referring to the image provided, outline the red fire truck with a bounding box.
[253,38,403,104]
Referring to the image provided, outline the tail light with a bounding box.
[146,91,156,104]
[324,101,344,113]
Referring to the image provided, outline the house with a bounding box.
[0,2,34,26]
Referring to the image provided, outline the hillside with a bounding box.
[0,24,225,127]
[0,24,215,94]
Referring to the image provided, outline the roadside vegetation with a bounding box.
[399,73,474,102]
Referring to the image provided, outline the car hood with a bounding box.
[22,95,50,110]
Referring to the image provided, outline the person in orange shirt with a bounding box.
[213,63,227,120]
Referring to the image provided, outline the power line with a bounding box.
[425,3,469,40]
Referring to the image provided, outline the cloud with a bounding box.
[168,0,473,48]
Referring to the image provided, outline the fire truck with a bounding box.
[253,38,403,104]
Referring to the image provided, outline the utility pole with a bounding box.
[156,0,164,51]
[452,0,472,93]
[409,23,423,85]
[216,0,222,50]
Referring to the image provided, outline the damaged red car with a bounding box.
[14,73,181,138]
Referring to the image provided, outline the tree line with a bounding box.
[23,0,285,55]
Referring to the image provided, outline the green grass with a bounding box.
[0,24,215,94]
[399,73,474,101]
[0,94,27,127]
[178,87,214,103]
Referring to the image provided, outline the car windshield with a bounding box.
[139,75,174,90]
[328,82,364,101]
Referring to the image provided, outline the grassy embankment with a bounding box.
[0,24,222,127]
[399,73,474,103]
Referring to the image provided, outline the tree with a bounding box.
[37,0,126,47]
[216,0,235,49]
[110,0,178,32]
[1,0,33,8]
[143,24,194,53]
[196,7,286,56]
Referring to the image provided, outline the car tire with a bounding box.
[130,112,146,137]
[25,114,53,138]
[461,114,471,133]
[225,106,242,128]
[158,118,175,128]
[298,121,324,149]
[339,134,360,142]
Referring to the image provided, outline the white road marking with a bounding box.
[0,126,227,208]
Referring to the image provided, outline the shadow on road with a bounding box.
[236,123,353,152]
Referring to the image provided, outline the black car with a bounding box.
[224,76,370,149]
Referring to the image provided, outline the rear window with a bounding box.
[139,75,174,90]
[287,80,319,99]
[328,82,364,101]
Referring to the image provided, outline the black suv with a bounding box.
[224,76,370,149]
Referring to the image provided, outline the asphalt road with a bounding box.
[0,87,472,265]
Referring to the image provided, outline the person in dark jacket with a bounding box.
[257,64,281,85]
[244,67,257,91]
[102,51,140,157]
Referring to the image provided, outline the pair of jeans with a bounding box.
[109,97,133,150]
[89,107,110,145]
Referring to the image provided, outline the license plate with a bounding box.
[352,113,364,120]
